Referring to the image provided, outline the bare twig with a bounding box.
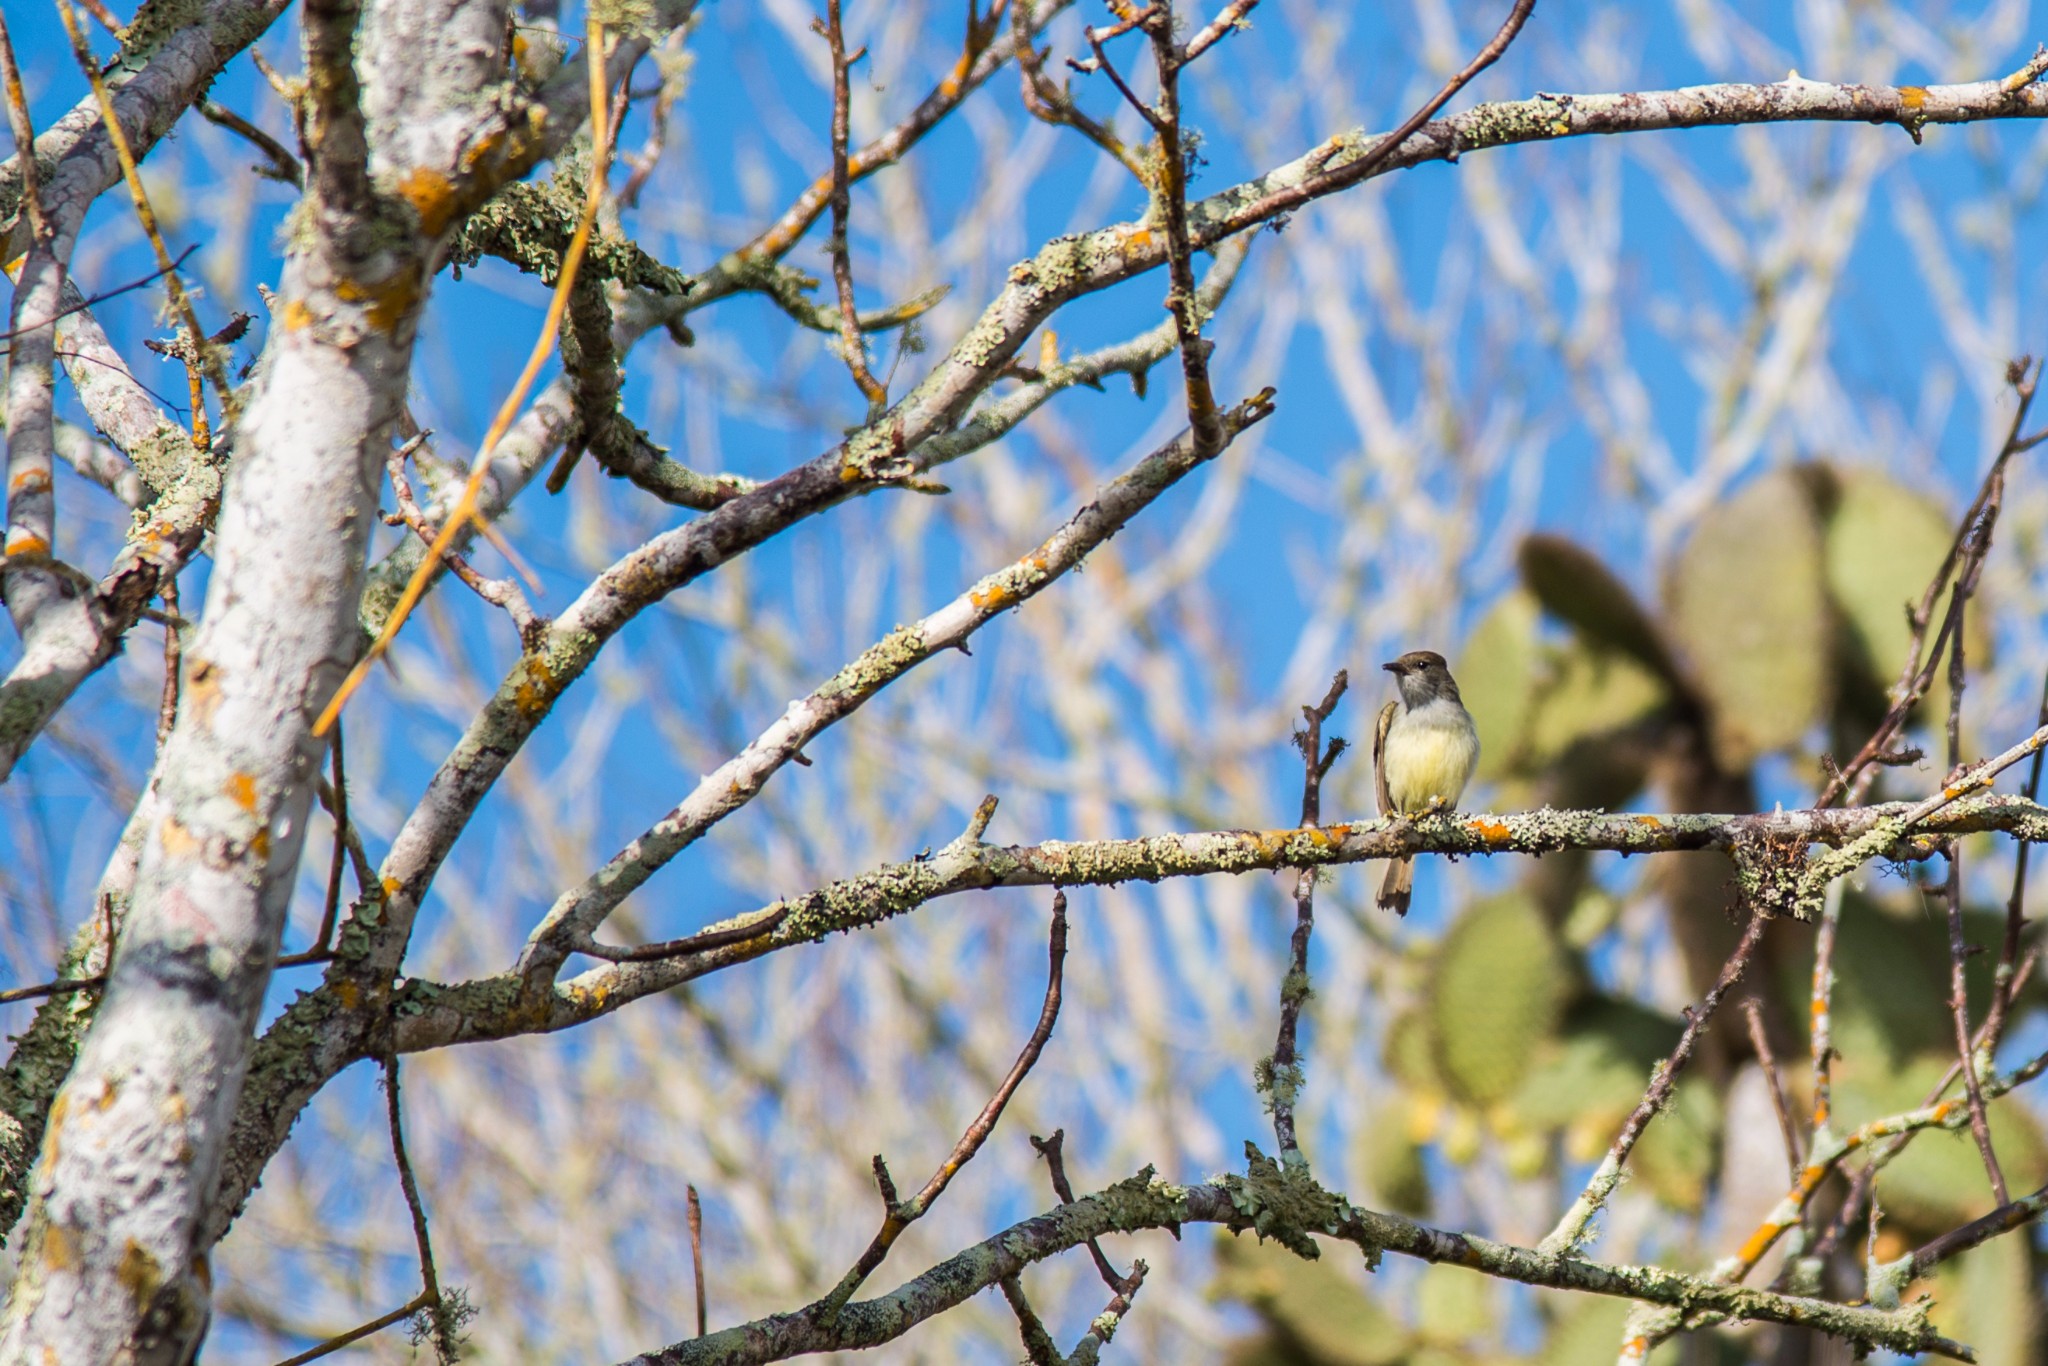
[1141,6,1224,459]
[1216,0,1537,228]
[1012,0,1145,182]
[1929,456,2010,1200]
[270,1292,434,1366]
[1540,911,1769,1256]
[1820,360,2037,808]
[1030,1129,1127,1293]
[688,1185,707,1337]
[310,725,350,959]
[154,577,181,747]
[821,0,888,409]
[1809,878,1843,1134]
[199,100,303,184]
[385,436,542,643]
[1266,671,1347,1170]
[1179,0,1259,65]
[1979,667,2048,1063]
[1743,996,1802,1182]
[384,1054,466,1362]
[53,0,233,447]
[1061,1258,1147,1364]
[1897,1180,2048,1284]
[0,974,104,1006]
[998,1274,1063,1366]
[815,892,1067,1319]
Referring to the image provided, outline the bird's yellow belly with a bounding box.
[1384,719,1478,814]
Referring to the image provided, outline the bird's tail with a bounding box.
[1378,855,1413,916]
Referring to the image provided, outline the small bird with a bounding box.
[1374,650,1480,916]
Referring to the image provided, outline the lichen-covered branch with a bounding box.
[390,792,2048,1056]
[514,389,1276,986]
[615,1156,1967,1366]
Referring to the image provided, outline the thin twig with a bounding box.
[688,1184,707,1337]
[199,100,303,184]
[155,577,181,747]
[312,724,349,957]
[0,245,202,344]
[1743,996,1802,1182]
[1031,1129,1127,1292]
[384,1054,464,1362]
[998,1274,1063,1366]
[53,0,232,447]
[815,892,1067,1319]
[0,974,104,1006]
[1063,1258,1147,1363]
[1179,0,1259,64]
[1012,0,1145,182]
[1901,1179,2048,1283]
[1820,360,2037,808]
[1808,878,1843,1134]
[1268,671,1347,1170]
[821,0,888,409]
[1214,0,1537,230]
[1540,910,1769,1256]
[384,436,541,642]
[0,14,45,248]
[1979,667,2048,1060]
[269,1291,433,1366]
[1141,6,1224,459]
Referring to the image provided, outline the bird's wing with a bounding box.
[1373,700,1398,817]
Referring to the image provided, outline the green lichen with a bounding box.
[1218,1142,1347,1259]
[445,179,690,296]
[815,626,926,700]
[114,0,208,66]
[1253,1057,1305,1113]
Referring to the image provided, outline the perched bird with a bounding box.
[1373,650,1480,915]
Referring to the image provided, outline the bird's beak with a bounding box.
[1381,660,1403,675]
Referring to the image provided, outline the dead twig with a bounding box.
[816,892,1068,1320]
[820,0,889,410]
[1540,910,1769,1255]
[1265,671,1347,1170]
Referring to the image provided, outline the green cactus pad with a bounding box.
[1427,895,1576,1106]
[1667,468,1831,769]
[1519,534,1683,689]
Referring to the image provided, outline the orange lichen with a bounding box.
[10,468,51,496]
[1468,818,1513,842]
[395,165,459,237]
[940,48,972,99]
[1901,86,1929,109]
[223,772,258,813]
[335,269,421,336]
[116,1240,160,1304]
[512,653,559,718]
[158,816,200,857]
[1635,814,1662,828]
[3,532,49,558]
[43,1222,76,1272]
[970,581,1015,611]
[182,656,222,721]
